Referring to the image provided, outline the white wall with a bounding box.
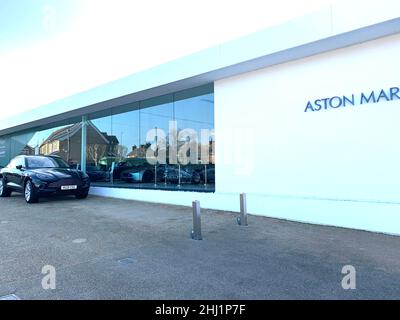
[214,33,400,234]
[91,33,400,235]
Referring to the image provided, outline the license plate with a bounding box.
[61,185,77,190]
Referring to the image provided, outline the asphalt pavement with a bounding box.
[0,194,399,300]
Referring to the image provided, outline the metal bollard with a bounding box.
[204,164,208,187]
[191,200,202,240]
[154,165,157,187]
[237,193,248,226]
[110,162,115,185]
[178,165,181,188]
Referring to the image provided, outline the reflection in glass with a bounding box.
[173,91,215,188]
[2,85,215,192]
[0,136,10,167]
[3,121,83,170]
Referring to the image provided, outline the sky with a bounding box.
[0,0,342,121]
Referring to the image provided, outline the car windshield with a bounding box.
[26,156,69,169]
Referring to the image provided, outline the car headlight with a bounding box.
[36,173,56,182]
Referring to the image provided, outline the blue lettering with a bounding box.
[321,98,329,110]
[329,96,342,108]
[377,89,390,102]
[360,91,376,104]
[314,99,322,111]
[390,87,400,100]
[306,87,400,113]
[305,102,314,112]
[343,94,355,106]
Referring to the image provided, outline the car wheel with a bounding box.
[24,180,38,203]
[75,191,89,199]
[0,177,12,197]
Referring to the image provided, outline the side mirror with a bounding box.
[16,165,23,170]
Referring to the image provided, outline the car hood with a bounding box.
[30,168,82,180]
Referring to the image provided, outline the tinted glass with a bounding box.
[113,108,140,162]
[0,137,10,167]
[26,156,69,169]
[6,122,81,168]
[0,85,215,192]
[86,86,215,191]
[84,113,114,182]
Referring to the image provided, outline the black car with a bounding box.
[0,155,91,203]
[120,164,201,184]
[75,165,109,182]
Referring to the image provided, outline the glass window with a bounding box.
[86,117,112,166]
[172,91,215,189]
[0,84,215,192]
[113,110,140,161]
[11,132,35,158]
[137,96,174,187]
[0,136,11,167]
[85,86,214,191]
[26,156,69,169]
[83,112,113,183]
[6,121,82,170]
[111,105,141,185]
[140,95,173,156]
[34,123,81,167]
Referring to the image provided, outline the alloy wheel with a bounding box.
[25,182,32,201]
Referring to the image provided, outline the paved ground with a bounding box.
[0,193,400,300]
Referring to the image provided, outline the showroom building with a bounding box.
[1,1,400,234]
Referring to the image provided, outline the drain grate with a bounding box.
[117,257,135,265]
[0,294,21,300]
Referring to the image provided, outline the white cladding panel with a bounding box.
[213,34,400,233]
